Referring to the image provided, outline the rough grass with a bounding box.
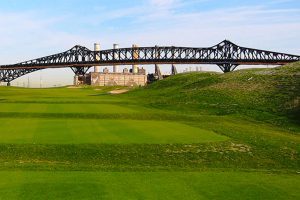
[126,62,300,127]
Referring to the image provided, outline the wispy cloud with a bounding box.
[149,0,177,7]
[0,0,299,86]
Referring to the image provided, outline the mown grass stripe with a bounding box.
[0,112,194,120]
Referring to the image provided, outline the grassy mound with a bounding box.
[127,62,300,127]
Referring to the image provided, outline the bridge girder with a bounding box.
[0,68,41,84]
[1,40,299,83]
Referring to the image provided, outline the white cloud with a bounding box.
[149,0,177,7]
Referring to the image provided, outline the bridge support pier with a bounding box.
[217,64,239,73]
[155,64,163,80]
[171,64,178,75]
[71,66,91,85]
[71,67,90,76]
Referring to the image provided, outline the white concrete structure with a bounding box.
[94,43,101,72]
[113,44,119,73]
[132,44,139,74]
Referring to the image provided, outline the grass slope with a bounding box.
[0,63,299,199]
[127,62,300,127]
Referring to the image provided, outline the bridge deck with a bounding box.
[1,40,299,82]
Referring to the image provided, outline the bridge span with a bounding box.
[0,40,299,85]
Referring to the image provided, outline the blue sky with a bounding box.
[0,0,300,87]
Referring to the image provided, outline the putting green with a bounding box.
[0,119,227,144]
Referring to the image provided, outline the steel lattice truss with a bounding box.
[1,40,299,83]
[0,68,41,83]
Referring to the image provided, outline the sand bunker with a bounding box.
[108,89,129,94]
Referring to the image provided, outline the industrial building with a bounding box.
[75,68,147,86]
[74,43,148,86]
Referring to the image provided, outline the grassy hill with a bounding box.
[0,63,299,199]
[127,62,300,128]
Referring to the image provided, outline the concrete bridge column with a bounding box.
[171,64,178,75]
[155,65,163,80]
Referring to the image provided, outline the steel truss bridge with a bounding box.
[0,40,299,85]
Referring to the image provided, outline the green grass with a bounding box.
[0,63,299,199]
[0,171,299,200]
[126,62,300,127]
[0,103,141,113]
[0,119,227,144]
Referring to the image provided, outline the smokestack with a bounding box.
[155,45,159,76]
[113,44,119,73]
[94,43,101,73]
[132,44,139,74]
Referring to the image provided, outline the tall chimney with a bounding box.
[132,44,139,74]
[113,44,119,73]
[94,43,101,73]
